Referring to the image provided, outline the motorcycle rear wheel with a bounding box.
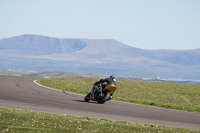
[98,91,110,104]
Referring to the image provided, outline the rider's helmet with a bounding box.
[110,75,116,82]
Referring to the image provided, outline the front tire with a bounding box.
[84,93,90,102]
[98,91,110,104]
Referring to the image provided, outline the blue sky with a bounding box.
[0,0,200,50]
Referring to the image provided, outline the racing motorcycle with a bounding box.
[84,83,117,104]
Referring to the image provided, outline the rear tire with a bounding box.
[84,93,90,102]
[98,91,110,104]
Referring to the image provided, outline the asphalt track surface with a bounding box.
[0,76,200,130]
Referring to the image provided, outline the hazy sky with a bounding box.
[1,0,200,50]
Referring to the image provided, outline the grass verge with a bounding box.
[37,78,200,113]
[0,107,199,133]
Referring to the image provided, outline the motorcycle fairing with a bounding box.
[105,85,117,94]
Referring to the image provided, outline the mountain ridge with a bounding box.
[0,34,200,79]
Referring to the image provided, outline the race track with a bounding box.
[0,75,200,130]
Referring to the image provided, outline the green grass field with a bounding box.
[37,78,200,113]
[1,108,199,133]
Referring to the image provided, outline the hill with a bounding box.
[0,34,200,80]
[0,71,105,79]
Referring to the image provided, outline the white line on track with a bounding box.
[33,80,83,96]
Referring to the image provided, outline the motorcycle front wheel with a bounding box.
[84,93,90,102]
[98,91,110,104]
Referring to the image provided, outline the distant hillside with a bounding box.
[0,34,86,56]
[0,71,33,77]
[21,71,82,78]
[0,34,200,80]
[1,34,200,66]
[0,71,105,79]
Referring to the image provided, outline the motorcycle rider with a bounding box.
[94,75,116,88]
[93,75,116,99]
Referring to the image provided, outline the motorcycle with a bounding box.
[84,83,117,104]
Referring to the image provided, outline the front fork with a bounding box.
[97,84,103,97]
